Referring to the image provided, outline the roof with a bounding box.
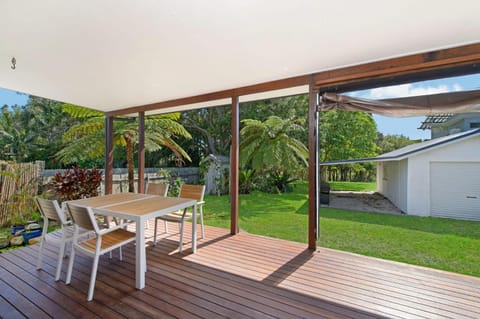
[321,128,480,166]
[418,114,454,130]
[1,1,480,114]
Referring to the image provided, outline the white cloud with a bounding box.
[352,83,464,99]
[409,84,450,96]
[367,84,411,99]
[452,84,462,91]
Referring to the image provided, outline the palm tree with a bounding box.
[240,116,308,191]
[0,105,36,162]
[57,104,192,192]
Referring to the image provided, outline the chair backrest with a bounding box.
[66,203,97,232]
[179,184,205,202]
[35,197,68,225]
[146,182,169,196]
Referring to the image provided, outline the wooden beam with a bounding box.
[104,115,114,195]
[308,77,317,250]
[107,75,309,116]
[230,96,240,235]
[314,43,480,90]
[137,111,145,194]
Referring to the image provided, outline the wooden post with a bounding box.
[230,96,240,235]
[104,115,114,195]
[138,111,145,193]
[308,78,318,250]
[315,97,321,240]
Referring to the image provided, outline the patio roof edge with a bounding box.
[107,74,310,116]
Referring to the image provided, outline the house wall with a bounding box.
[376,160,408,213]
[432,120,463,138]
[376,162,384,193]
[464,117,480,130]
[406,135,480,216]
[431,114,480,139]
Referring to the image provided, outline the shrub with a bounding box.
[239,169,255,194]
[256,170,297,193]
[50,166,102,201]
[157,169,184,197]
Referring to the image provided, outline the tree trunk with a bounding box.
[320,166,328,183]
[126,137,135,192]
[185,118,219,155]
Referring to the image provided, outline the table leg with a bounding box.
[192,203,197,253]
[136,218,146,289]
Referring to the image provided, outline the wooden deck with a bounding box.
[1,224,479,319]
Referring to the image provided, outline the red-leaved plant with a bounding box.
[50,166,102,201]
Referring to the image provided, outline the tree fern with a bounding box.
[240,115,308,175]
[58,104,192,191]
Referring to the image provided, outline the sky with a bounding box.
[1,73,479,140]
[0,89,28,107]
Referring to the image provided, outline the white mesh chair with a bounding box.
[35,197,83,281]
[153,184,205,252]
[65,203,136,301]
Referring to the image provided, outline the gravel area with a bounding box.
[323,191,403,215]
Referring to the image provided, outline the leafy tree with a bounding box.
[241,95,308,120]
[377,133,419,154]
[23,97,79,167]
[240,116,308,192]
[320,110,377,182]
[0,105,34,162]
[181,106,232,163]
[57,105,192,192]
[241,95,308,144]
[181,105,235,192]
[320,110,377,161]
[179,95,309,167]
[0,97,80,167]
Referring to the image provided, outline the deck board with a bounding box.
[0,294,27,319]
[186,237,478,318]
[0,223,479,319]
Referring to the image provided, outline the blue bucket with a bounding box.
[11,224,25,235]
[22,229,43,242]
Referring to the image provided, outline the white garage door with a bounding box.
[430,162,480,220]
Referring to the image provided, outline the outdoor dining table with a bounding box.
[67,192,198,289]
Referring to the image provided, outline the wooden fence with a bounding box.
[0,161,41,227]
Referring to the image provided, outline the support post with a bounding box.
[138,111,145,193]
[315,96,320,240]
[308,78,318,250]
[230,96,240,235]
[104,115,114,195]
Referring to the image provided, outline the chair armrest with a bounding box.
[63,220,73,226]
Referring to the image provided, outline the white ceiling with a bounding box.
[1,0,479,113]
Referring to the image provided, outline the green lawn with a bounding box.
[204,181,480,277]
[329,181,376,192]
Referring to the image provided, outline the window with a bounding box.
[470,122,480,128]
